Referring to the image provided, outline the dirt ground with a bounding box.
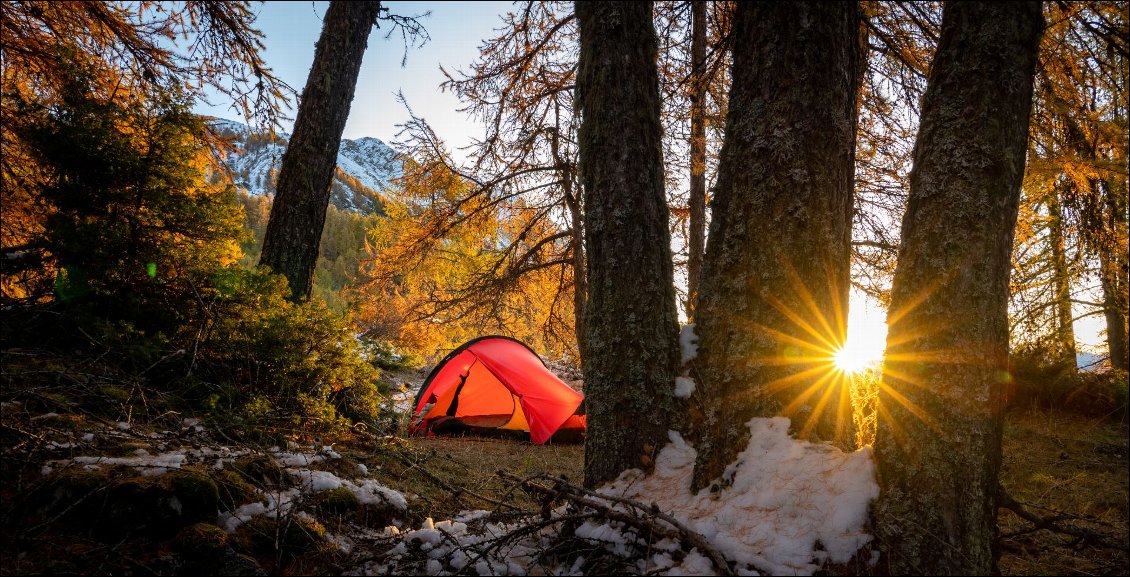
[998,408,1129,575]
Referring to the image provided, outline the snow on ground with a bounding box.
[49,448,190,476]
[602,418,878,575]
[350,417,877,576]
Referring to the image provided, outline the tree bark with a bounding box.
[1097,178,1129,371]
[690,1,863,491]
[872,3,1044,575]
[686,0,707,322]
[576,1,680,487]
[1048,186,1077,368]
[259,1,380,300]
[550,111,587,363]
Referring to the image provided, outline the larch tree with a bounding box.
[259,1,381,300]
[872,2,1044,575]
[378,1,735,359]
[1009,1,1127,371]
[1044,1,1129,371]
[373,2,585,358]
[576,0,680,487]
[689,1,864,490]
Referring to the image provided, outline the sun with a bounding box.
[833,344,874,374]
[832,295,889,374]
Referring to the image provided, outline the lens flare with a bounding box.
[833,344,873,374]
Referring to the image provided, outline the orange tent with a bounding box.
[410,336,585,444]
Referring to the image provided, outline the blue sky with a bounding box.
[195,1,513,150]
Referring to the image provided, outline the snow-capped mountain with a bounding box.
[210,119,399,216]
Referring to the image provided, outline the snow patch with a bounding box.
[602,419,878,575]
[679,325,699,364]
[674,376,696,399]
[70,450,189,476]
[287,467,408,510]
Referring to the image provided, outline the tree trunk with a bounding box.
[686,0,707,322]
[576,0,680,487]
[690,1,863,491]
[1097,178,1129,371]
[259,1,380,300]
[872,3,1044,575]
[550,110,587,363]
[1048,186,1077,368]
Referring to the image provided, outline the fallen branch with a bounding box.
[498,471,734,575]
[998,485,1129,553]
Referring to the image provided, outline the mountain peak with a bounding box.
[208,119,399,216]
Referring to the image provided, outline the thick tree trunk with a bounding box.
[690,1,863,491]
[259,1,380,300]
[872,3,1044,575]
[576,1,680,487]
[686,0,707,321]
[1048,188,1077,368]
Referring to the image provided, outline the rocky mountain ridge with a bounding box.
[210,119,400,216]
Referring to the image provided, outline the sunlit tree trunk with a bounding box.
[576,0,680,487]
[873,2,1044,574]
[690,1,863,491]
[686,0,707,321]
[259,1,380,300]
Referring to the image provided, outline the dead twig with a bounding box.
[497,471,734,575]
[998,485,1129,552]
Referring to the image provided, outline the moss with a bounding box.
[96,385,132,404]
[169,472,220,519]
[231,515,328,556]
[315,486,360,514]
[215,469,260,510]
[37,413,87,430]
[173,522,229,557]
[174,523,270,575]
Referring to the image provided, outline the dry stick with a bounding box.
[533,472,734,574]
[450,514,591,577]
[498,472,734,576]
[998,485,1129,552]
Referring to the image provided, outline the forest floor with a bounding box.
[1,357,1125,575]
[998,407,1128,575]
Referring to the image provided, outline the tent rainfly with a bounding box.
[410,336,585,444]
